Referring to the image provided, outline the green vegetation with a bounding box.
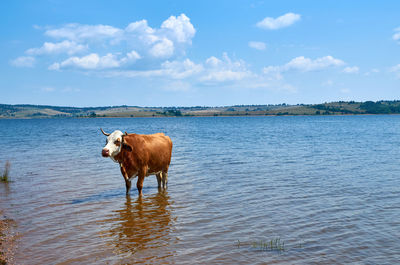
[359,101,400,114]
[2,100,400,118]
[156,109,182,116]
[0,162,10,183]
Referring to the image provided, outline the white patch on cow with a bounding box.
[102,130,124,162]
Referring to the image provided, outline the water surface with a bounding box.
[1,116,400,264]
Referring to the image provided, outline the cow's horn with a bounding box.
[124,131,128,135]
[100,128,110,136]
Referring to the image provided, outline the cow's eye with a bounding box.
[114,139,121,146]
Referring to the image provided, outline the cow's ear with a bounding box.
[122,142,133,152]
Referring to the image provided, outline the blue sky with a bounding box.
[1,0,400,107]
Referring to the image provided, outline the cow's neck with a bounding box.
[113,151,125,164]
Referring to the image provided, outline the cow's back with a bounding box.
[124,133,172,173]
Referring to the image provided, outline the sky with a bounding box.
[1,0,400,107]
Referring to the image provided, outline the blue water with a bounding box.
[1,116,400,264]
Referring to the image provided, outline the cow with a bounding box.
[100,128,173,196]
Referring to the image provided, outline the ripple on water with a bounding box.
[0,116,400,264]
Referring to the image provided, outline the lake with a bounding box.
[1,116,400,264]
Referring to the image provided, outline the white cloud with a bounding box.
[125,20,155,35]
[104,53,297,93]
[262,66,283,80]
[161,14,196,43]
[342,66,359,74]
[37,13,196,70]
[120,50,141,64]
[161,58,203,79]
[50,53,121,70]
[41,86,55,92]
[248,41,266,50]
[200,70,251,82]
[283,56,344,72]
[149,38,174,58]
[45,23,123,41]
[390,64,400,71]
[390,64,400,78]
[26,40,87,55]
[205,56,222,68]
[393,27,400,42]
[105,58,203,80]
[107,53,253,84]
[262,56,345,81]
[200,53,253,82]
[256,13,301,30]
[364,68,380,76]
[10,56,35,67]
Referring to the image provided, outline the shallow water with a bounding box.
[1,116,400,264]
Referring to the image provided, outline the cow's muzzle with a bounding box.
[102,149,110,157]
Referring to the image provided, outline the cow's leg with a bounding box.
[137,167,147,196]
[125,178,132,195]
[136,175,144,196]
[120,165,131,195]
[162,171,168,189]
[156,172,162,189]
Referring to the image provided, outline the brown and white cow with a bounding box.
[100,128,173,196]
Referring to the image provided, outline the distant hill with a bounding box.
[1,100,400,118]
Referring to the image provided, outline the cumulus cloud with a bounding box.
[160,14,196,43]
[200,53,253,82]
[149,38,174,58]
[262,66,283,80]
[35,13,196,71]
[50,53,121,70]
[248,41,266,50]
[342,66,359,74]
[50,50,141,70]
[104,58,203,79]
[256,13,301,30]
[283,56,344,72]
[262,55,345,80]
[120,50,141,64]
[10,56,35,67]
[26,40,87,55]
[103,52,297,93]
[45,23,123,41]
[205,56,222,67]
[161,59,204,79]
[107,53,253,84]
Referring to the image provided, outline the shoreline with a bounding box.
[2,100,400,119]
[1,113,400,120]
[0,210,17,265]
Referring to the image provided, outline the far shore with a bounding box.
[1,112,400,120]
[1,100,400,119]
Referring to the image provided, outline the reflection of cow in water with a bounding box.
[101,192,177,262]
[101,129,173,196]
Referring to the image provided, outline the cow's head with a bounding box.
[101,128,132,159]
